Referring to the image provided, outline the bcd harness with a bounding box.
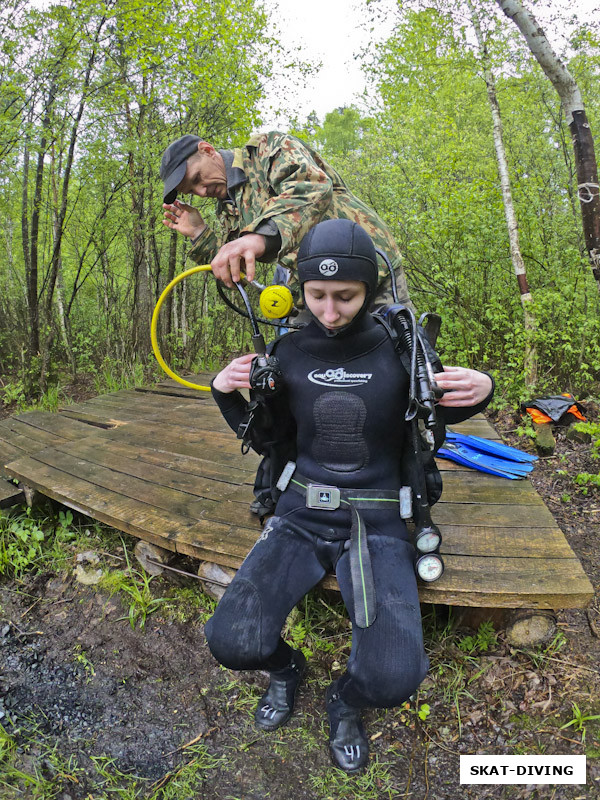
[237,304,445,629]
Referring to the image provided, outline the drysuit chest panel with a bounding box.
[312,391,368,472]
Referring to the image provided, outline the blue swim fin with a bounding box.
[445,430,538,463]
[437,441,534,479]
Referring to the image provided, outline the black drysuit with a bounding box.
[207,313,492,708]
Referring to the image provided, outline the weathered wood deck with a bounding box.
[0,376,593,611]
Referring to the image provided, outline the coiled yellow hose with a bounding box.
[150,265,212,392]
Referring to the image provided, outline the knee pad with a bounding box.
[347,601,429,708]
[204,578,270,670]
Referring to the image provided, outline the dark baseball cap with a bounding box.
[160,134,204,203]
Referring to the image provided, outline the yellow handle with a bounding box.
[150,265,213,392]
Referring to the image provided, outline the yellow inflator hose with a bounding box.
[150,265,212,392]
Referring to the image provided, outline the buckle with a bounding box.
[276,461,296,492]
[306,484,340,510]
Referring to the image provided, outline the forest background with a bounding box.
[1,0,599,408]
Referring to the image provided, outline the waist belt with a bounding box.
[277,463,399,629]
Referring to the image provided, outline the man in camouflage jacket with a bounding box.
[161,131,411,307]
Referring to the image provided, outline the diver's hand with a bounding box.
[211,234,266,287]
[212,353,255,393]
[434,366,492,406]
[162,200,206,239]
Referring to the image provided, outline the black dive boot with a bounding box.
[254,650,306,731]
[326,682,369,773]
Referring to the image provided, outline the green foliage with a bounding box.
[0,508,46,577]
[560,702,600,743]
[93,357,147,395]
[102,544,168,631]
[513,629,567,671]
[308,757,396,800]
[0,0,294,391]
[283,591,351,662]
[572,421,600,488]
[1,381,26,408]
[293,4,600,403]
[0,505,88,578]
[0,723,16,763]
[105,568,168,632]
[73,644,96,681]
[458,620,498,654]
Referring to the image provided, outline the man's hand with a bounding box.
[434,366,493,407]
[212,353,255,393]
[211,234,266,287]
[162,200,206,240]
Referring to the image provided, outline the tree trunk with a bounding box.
[470,0,537,387]
[25,82,56,367]
[497,0,600,287]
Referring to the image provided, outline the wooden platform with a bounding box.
[0,376,593,611]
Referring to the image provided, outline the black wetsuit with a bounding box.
[207,313,491,708]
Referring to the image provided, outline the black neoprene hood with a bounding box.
[297,219,378,298]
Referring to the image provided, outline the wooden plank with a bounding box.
[57,409,117,428]
[58,403,156,426]
[4,454,260,557]
[0,439,28,469]
[53,438,256,503]
[156,373,217,389]
[439,525,575,558]
[432,501,557,528]
[86,389,202,407]
[319,555,593,608]
[0,478,24,508]
[78,395,233,433]
[99,420,258,468]
[68,392,201,417]
[416,555,593,608]
[137,386,211,400]
[1,417,68,447]
[0,421,56,454]
[24,447,257,528]
[150,407,234,434]
[13,411,102,441]
[439,472,544,504]
[447,417,501,440]
[59,433,255,485]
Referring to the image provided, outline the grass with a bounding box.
[560,702,600,743]
[308,756,398,800]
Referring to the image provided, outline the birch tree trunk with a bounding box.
[469,0,537,387]
[497,0,600,288]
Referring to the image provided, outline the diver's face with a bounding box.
[303,280,367,330]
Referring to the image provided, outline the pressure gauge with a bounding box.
[415,526,442,554]
[416,553,444,582]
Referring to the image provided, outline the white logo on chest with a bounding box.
[308,367,373,387]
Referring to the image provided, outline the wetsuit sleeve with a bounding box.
[438,372,495,426]
[210,384,248,434]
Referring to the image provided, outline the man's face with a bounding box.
[177,143,227,200]
[303,280,367,330]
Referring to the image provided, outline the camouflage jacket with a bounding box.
[188,131,410,305]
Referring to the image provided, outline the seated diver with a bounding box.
[206,218,493,772]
